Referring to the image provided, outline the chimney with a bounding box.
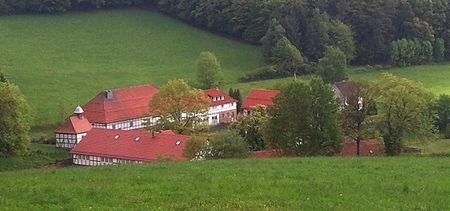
[73,105,84,119]
[105,90,113,100]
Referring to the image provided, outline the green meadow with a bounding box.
[0,9,264,132]
[0,157,449,210]
[349,63,450,95]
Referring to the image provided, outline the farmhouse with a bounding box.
[82,84,159,130]
[332,80,363,109]
[204,89,238,125]
[70,128,189,166]
[242,89,280,114]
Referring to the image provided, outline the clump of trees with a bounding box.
[231,106,269,151]
[0,73,31,156]
[263,78,342,156]
[148,79,210,134]
[389,39,435,67]
[434,94,450,138]
[197,51,223,89]
[228,88,242,111]
[370,74,436,155]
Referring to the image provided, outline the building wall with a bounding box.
[207,102,237,125]
[92,116,155,130]
[55,133,87,149]
[72,154,144,166]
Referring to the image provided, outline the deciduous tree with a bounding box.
[340,82,376,156]
[231,106,268,151]
[0,82,31,156]
[272,37,306,76]
[197,51,223,89]
[370,73,437,156]
[149,79,210,134]
[263,78,341,155]
[317,46,347,84]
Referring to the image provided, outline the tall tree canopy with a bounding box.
[0,82,31,156]
[197,51,223,89]
[370,74,436,156]
[263,78,341,155]
[149,79,210,134]
[317,46,347,84]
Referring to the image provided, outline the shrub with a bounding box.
[239,66,286,82]
[207,130,249,159]
[445,123,450,139]
[183,136,208,160]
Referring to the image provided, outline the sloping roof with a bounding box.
[70,129,189,161]
[242,89,280,110]
[333,81,362,99]
[82,85,159,124]
[55,115,92,134]
[204,89,237,107]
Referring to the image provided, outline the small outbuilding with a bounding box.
[55,106,92,149]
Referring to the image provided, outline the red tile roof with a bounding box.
[70,128,189,161]
[204,89,237,107]
[55,115,92,134]
[83,85,159,124]
[242,89,280,110]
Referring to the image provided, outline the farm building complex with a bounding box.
[54,84,239,166]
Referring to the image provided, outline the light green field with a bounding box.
[0,157,449,210]
[349,63,450,95]
[0,9,264,132]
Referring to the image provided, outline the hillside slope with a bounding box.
[0,157,449,210]
[0,9,264,130]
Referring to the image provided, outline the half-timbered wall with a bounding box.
[72,154,144,166]
[92,116,155,130]
[55,133,87,149]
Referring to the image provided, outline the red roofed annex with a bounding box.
[242,89,280,114]
[71,129,189,166]
[55,106,92,148]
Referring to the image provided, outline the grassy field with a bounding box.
[0,9,264,132]
[349,63,450,95]
[0,157,449,210]
[0,143,69,172]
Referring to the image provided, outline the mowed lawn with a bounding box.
[0,9,264,131]
[0,157,449,210]
[349,63,450,95]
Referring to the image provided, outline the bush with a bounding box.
[239,66,286,82]
[207,130,249,159]
[183,136,208,160]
